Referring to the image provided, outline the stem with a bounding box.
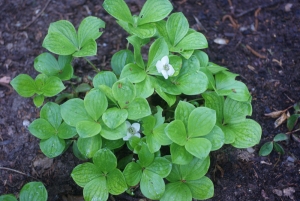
[84,57,100,73]
[0,166,40,181]
[187,98,203,102]
[286,128,300,135]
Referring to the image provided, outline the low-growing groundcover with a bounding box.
[3,0,263,200]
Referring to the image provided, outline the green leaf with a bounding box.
[100,122,127,140]
[138,143,155,167]
[140,169,165,200]
[102,138,124,150]
[103,0,133,24]
[42,76,65,97]
[120,63,147,83]
[202,92,224,124]
[207,62,227,74]
[180,156,210,181]
[219,124,235,144]
[138,0,173,25]
[0,195,17,201]
[223,97,252,124]
[165,159,181,182]
[259,142,273,156]
[75,83,92,93]
[57,55,73,80]
[57,122,77,139]
[77,135,102,158]
[176,71,208,95]
[169,55,182,76]
[218,81,251,102]
[273,142,285,154]
[146,157,172,178]
[185,138,211,159]
[194,50,209,67]
[128,23,157,39]
[40,135,65,158]
[10,74,36,97]
[33,94,44,107]
[34,53,60,75]
[40,102,62,129]
[76,121,101,138]
[153,124,172,145]
[200,67,215,90]
[170,143,193,165]
[123,162,143,186]
[165,120,188,146]
[127,97,151,120]
[83,177,108,201]
[71,163,102,187]
[154,77,181,95]
[42,20,78,55]
[112,78,136,107]
[102,108,128,129]
[186,176,214,200]
[176,31,208,50]
[147,37,169,70]
[61,98,93,126]
[154,106,165,127]
[135,76,154,98]
[160,182,192,201]
[77,16,105,48]
[107,169,127,195]
[93,148,117,173]
[19,182,47,201]
[188,107,216,137]
[274,133,288,142]
[175,101,195,127]
[141,115,156,135]
[84,89,108,121]
[98,85,117,104]
[204,125,225,151]
[155,87,176,107]
[72,141,88,160]
[111,49,134,76]
[68,37,97,57]
[167,12,189,46]
[146,135,161,153]
[93,71,117,88]
[229,119,262,148]
[28,119,55,139]
[287,114,300,131]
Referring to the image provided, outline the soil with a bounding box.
[1,0,300,200]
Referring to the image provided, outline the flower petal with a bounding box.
[134,133,141,138]
[125,121,131,129]
[132,123,140,132]
[156,60,163,73]
[161,56,169,65]
[161,70,169,79]
[123,133,131,141]
[167,64,175,76]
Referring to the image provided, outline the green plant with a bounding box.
[260,102,300,156]
[9,0,262,200]
[0,182,47,201]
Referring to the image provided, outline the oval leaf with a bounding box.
[10,74,36,97]
[77,135,102,158]
[165,120,188,146]
[140,169,165,200]
[19,182,47,201]
[76,121,101,138]
[160,182,192,201]
[84,89,108,121]
[40,136,65,158]
[93,148,117,173]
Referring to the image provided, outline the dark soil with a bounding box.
[1,0,300,200]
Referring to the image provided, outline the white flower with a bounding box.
[156,56,175,79]
[123,121,141,141]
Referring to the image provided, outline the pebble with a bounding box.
[23,119,30,127]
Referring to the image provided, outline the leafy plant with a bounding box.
[0,182,47,201]
[9,0,262,200]
[260,102,300,156]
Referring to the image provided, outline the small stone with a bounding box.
[23,119,30,127]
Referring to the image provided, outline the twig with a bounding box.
[0,82,13,95]
[235,0,284,18]
[193,15,207,32]
[21,0,52,30]
[222,15,238,29]
[84,57,100,73]
[254,7,261,31]
[246,45,267,59]
[286,128,300,135]
[0,166,40,181]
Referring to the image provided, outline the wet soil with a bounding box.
[1,0,300,200]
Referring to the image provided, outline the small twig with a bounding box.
[284,93,295,103]
[193,15,207,32]
[246,45,267,59]
[222,15,238,29]
[286,128,300,135]
[0,82,14,95]
[227,0,234,14]
[84,57,100,73]
[254,7,261,31]
[0,166,40,181]
[21,0,52,30]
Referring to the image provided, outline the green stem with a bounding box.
[187,98,203,102]
[84,57,100,73]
